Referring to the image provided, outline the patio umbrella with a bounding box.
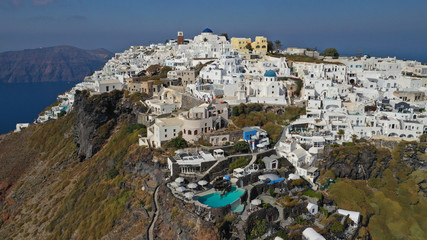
[251,199,262,206]
[184,192,194,199]
[176,186,186,192]
[230,178,238,184]
[187,183,198,189]
[175,177,185,183]
[258,175,267,181]
[170,182,180,188]
[198,180,208,186]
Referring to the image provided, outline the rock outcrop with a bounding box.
[154,185,220,240]
[73,90,136,160]
[321,143,392,180]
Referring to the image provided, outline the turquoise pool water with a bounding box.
[231,204,244,213]
[198,186,245,208]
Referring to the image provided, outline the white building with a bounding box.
[95,79,123,93]
[302,228,326,240]
[276,140,319,183]
[167,150,219,176]
[337,209,361,225]
[247,70,287,104]
[306,202,319,215]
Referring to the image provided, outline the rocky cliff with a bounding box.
[73,90,140,160]
[154,185,221,240]
[320,139,427,181]
[0,90,161,240]
[320,142,392,180]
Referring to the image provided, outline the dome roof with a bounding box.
[202,28,213,33]
[264,70,277,77]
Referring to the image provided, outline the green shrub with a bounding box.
[224,213,236,222]
[277,229,288,240]
[303,190,323,200]
[290,178,307,187]
[233,141,250,153]
[269,188,276,197]
[294,216,309,225]
[129,92,148,103]
[262,203,272,208]
[165,136,188,149]
[248,219,267,239]
[107,168,119,179]
[126,124,146,134]
[330,220,344,233]
[229,157,248,172]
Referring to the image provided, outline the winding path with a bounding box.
[147,185,160,240]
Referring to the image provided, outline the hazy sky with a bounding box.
[1,0,427,61]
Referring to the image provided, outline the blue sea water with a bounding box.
[0,81,79,135]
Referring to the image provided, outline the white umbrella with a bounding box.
[176,186,186,192]
[251,199,262,206]
[175,177,185,183]
[170,182,180,188]
[258,175,267,181]
[184,192,194,199]
[198,180,208,186]
[187,183,198,189]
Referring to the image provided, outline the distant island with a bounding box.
[0,45,113,83]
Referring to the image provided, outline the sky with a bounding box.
[1,0,427,62]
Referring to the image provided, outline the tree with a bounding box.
[267,41,274,53]
[233,141,250,153]
[245,43,253,51]
[220,33,229,41]
[274,40,282,52]
[351,134,358,143]
[321,48,340,59]
[338,129,345,139]
[165,134,188,149]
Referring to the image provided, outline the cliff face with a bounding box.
[73,90,135,160]
[321,143,392,180]
[321,140,427,181]
[0,91,159,239]
[0,46,113,83]
[154,185,221,240]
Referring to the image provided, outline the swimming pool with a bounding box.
[198,186,245,208]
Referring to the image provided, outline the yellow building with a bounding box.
[252,36,268,52]
[230,37,251,52]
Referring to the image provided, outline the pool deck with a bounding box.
[195,188,217,197]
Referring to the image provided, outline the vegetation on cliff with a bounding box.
[324,140,427,239]
[231,103,305,143]
[0,91,157,240]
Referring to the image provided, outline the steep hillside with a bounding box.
[0,91,161,239]
[0,46,113,83]
[320,140,427,239]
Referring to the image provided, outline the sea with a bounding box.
[0,81,79,135]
